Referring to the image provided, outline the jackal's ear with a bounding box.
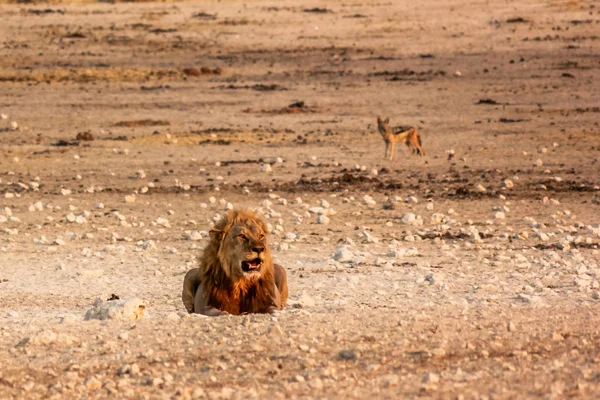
[377,116,382,123]
[384,117,390,124]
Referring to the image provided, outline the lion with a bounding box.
[182,209,288,316]
[377,116,425,160]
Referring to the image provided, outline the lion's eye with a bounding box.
[238,234,247,241]
[259,234,265,241]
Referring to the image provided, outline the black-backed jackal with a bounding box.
[377,116,425,160]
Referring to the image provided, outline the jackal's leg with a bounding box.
[389,141,395,161]
[384,141,389,160]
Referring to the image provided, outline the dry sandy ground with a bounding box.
[1,0,600,398]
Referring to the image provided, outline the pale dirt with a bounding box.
[1,0,600,399]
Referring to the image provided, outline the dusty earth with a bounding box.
[1,0,600,398]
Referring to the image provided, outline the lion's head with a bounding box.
[201,209,274,282]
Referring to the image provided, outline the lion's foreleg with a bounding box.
[182,268,201,313]
[274,264,288,309]
[193,283,230,316]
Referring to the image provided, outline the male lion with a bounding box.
[182,209,288,316]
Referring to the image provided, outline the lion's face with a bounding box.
[212,211,272,280]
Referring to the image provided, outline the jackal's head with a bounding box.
[377,116,390,136]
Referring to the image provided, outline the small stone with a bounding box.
[187,231,203,241]
[267,324,284,336]
[536,159,544,167]
[166,312,180,321]
[423,373,440,384]
[337,349,358,361]
[494,211,505,219]
[363,195,376,206]
[507,321,516,332]
[537,232,550,241]
[156,217,170,227]
[385,375,400,387]
[84,377,102,391]
[504,179,514,188]
[261,163,273,173]
[309,378,323,390]
[142,240,157,250]
[317,215,330,225]
[332,247,353,262]
[298,293,315,308]
[401,213,416,224]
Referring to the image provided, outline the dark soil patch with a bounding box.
[114,120,170,127]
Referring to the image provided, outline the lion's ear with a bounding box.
[209,229,223,243]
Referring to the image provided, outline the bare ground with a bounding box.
[0,0,600,398]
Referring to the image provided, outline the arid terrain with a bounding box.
[1,0,600,398]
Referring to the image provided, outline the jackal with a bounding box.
[377,116,425,160]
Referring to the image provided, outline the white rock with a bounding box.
[84,298,146,321]
[124,195,136,203]
[332,247,354,262]
[537,232,550,241]
[494,211,505,219]
[142,240,157,250]
[298,293,316,308]
[363,195,376,206]
[261,163,273,173]
[156,217,170,227]
[29,201,43,212]
[430,213,445,224]
[401,213,416,224]
[187,231,203,241]
[361,231,378,243]
[317,215,330,225]
[423,373,440,384]
[406,196,418,204]
[388,248,419,257]
[166,312,180,321]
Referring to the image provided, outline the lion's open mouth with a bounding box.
[241,258,262,273]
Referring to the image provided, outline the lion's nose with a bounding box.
[252,244,265,254]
